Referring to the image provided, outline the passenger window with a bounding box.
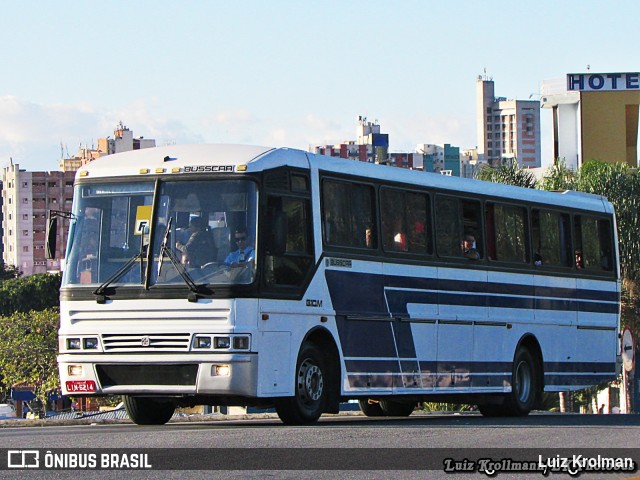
[381,188,431,254]
[435,196,482,258]
[575,215,613,272]
[322,180,375,249]
[531,209,571,267]
[487,203,528,263]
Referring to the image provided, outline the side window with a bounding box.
[488,203,528,263]
[435,196,460,256]
[575,215,613,272]
[381,188,431,254]
[264,195,313,287]
[531,209,571,267]
[436,195,482,259]
[322,180,375,249]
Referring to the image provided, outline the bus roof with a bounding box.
[78,143,612,214]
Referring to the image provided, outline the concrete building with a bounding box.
[2,125,155,275]
[416,144,461,176]
[97,121,156,155]
[541,72,640,170]
[476,76,541,168]
[2,162,75,275]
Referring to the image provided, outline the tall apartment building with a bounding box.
[476,76,541,168]
[2,163,75,275]
[2,124,155,275]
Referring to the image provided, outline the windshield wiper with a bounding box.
[156,218,207,301]
[94,223,148,302]
[93,250,145,302]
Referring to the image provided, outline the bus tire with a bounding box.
[123,396,176,425]
[477,404,504,417]
[503,346,539,416]
[275,342,327,425]
[379,399,415,417]
[358,398,384,417]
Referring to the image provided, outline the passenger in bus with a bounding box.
[365,226,375,248]
[575,249,584,269]
[461,234,481,260]
[534,252,543,266]
[175,217,217,268]
[224,226,255,267]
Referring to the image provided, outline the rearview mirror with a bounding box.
[45,216,58,259]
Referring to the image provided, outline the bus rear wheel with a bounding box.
[358,398,384,417]
[379,399,415,417]
[503,346,539,416]
[123,396,176,425]
[275,342,327,425]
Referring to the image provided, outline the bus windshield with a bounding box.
[62,179,258,289]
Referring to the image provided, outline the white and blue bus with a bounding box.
[52,144,620,425]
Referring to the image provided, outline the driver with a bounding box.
[224,226,255,267]
[175,217,217,268]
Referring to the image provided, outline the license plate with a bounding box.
[65,380,96,393]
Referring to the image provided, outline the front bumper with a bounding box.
[58,353,258,397]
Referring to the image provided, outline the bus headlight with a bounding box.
[83,337,99,350]
[68,365,84,376]
[212,365,230,376]
[233,336,250,350]
[67,338,81,350]
[214,337,230,349]
[194,336,212,349]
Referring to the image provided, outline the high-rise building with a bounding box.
[476,76,541,168]
[2,124,155,275]
[1,163,75,275]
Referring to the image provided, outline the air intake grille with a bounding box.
[96,364,198,387]
[101,333,191,352]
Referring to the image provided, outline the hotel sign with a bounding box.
[567,72,640,91]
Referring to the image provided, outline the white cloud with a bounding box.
[0,97,203,171]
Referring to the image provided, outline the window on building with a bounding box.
[22,214,28,220]
[22,246,29,252]
[22,182,28,188]
[23,230,29,236]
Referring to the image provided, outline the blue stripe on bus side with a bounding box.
[326,270,618,316]
[388,275,619,303]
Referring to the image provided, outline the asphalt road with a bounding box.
[2,412,640,479]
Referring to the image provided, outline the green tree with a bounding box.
[0,262,22,281]
[539,158,578,192]
[474,159,537,189]
[576,161,640,294]
[0,309,60,411]
[0,273,61,316]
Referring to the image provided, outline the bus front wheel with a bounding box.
[275,342,327,425]
[123,396,176,425]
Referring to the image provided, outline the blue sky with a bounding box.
[1,0,639,171]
